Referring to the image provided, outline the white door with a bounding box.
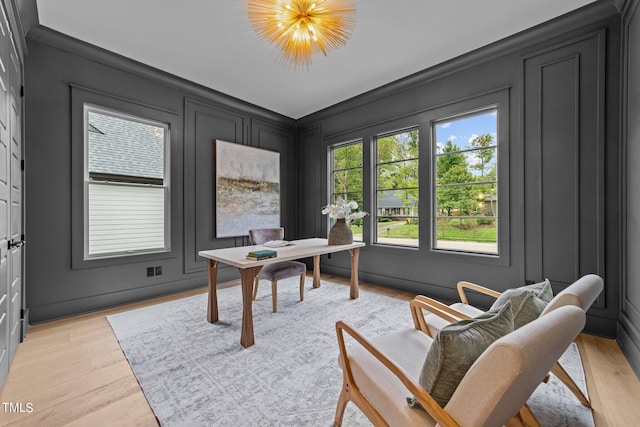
[0,3,23,386]
[7,28,23,365]
[0,5,11,386]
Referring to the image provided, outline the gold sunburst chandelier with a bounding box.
[247,0,356,68]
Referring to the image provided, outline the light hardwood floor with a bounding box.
[1,274,639,426]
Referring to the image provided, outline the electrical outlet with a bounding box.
[147,267,155,277]
[155,266,163,276]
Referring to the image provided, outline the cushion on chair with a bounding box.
[418,301,514,407]
[422,303,485,337]
[344,328,437,426]
[444,306,586,427]
[257,261,306,282]
[489,279,553,329]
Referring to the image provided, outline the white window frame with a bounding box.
[83,104,171,260]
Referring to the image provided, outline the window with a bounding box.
[434,109,497,254]
[84,105,170,258]
[375,129,419,246]
[330,141,364,240]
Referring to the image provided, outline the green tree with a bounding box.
[333,143,363,205]
[468,134,497,218]
[436,141,465,180]
[468,134,495,178]
[376,130,419,215]
[436,141,476,216]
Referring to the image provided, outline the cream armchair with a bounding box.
[335,305,586,427]
[413,274,603,408]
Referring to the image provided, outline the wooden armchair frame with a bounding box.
[335,320,460,427]
[412,282,592,409]
[457,280,502,304]
[334,300,578,427]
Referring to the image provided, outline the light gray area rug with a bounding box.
[107,277,594,426]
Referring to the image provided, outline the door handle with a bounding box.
[8,239,24,249]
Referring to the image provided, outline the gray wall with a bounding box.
[619,0,640,376]
[22,1,629,344]
[298,1,622,337]
[24,27,297,322]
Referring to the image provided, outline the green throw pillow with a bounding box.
[490,279,553,329]
[418,301,514,407]
[526,279,554,303]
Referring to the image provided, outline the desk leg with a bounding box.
[240,266,262,348]
[349,248,360,299]
[313,255,321,288]
[207,260,219,323]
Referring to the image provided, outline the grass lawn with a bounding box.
[349,223,364,234]
[437,224,496,242]
[437,218,496,242]
[379,222,418,239]
[349,220,497,243]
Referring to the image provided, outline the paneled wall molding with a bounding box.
[320,85,511,141]
[27,26,295,124]
[183,97,297,275]
[24,34,296,322]
[70,83,181,116]
[523,29,608,307]
[29,275,208,324]
[69,85,183,270]
[298,125,323,239]
[520,28,607,61]
[299,4,620,337]
[249,117,298,237]
[183,98,247,274]
[251,117,296,148]
[618,312,640,377]
[623,296,640,327]
[621,0,639,17]
[619,0,640,377]
[298,0,618,126]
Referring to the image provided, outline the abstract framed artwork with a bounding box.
[215,140,280,237]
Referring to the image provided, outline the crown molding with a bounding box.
[27,25,297,125]
[298,0,619,125]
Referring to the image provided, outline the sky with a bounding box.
[435,109,498,154]
[435,109,498,177]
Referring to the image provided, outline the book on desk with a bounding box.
[262,239,290,248]
[246,249,278,261]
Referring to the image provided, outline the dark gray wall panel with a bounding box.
[299,126,323,239]
[523,32,608,304]
[298,5,621,336]
[251,118,298,237]
[620,0,640,377]
[24,27,295,322]
[301,71,523,306]
[184,100,246,274]
[183,104,299,276]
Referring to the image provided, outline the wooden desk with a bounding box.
[198,238,365,348]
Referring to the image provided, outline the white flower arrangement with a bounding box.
[321,197,368,222]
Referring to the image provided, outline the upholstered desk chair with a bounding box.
[413,274,603,409]
[335,304,586,427]
[248,228,306,313]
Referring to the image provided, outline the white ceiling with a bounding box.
[36,0,596,119]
